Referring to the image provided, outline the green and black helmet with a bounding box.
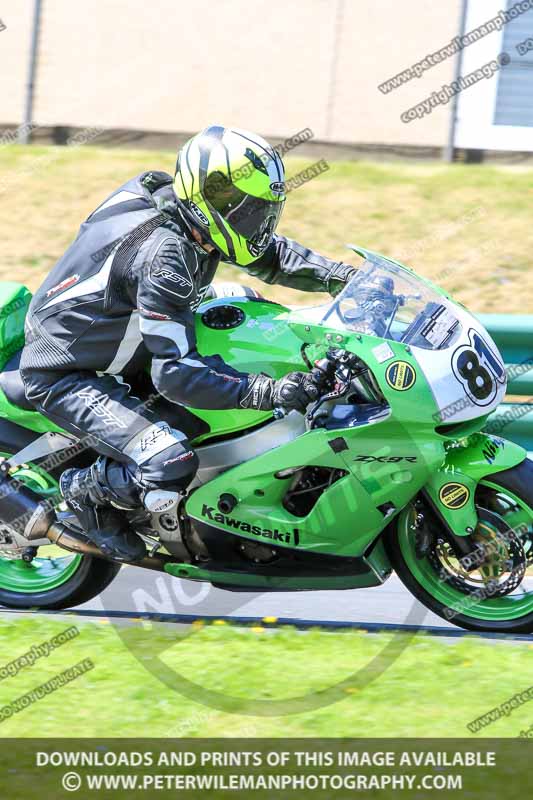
[174,125,286,265]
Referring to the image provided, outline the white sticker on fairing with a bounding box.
[413,310,507,424]
[372,342,395,363]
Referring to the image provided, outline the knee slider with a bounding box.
[137,443,199,493]
[140,446,198,515]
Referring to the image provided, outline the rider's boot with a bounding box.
[59,458,146,563]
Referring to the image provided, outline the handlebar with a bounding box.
[272,349,366,422]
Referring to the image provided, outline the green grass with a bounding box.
[0,616,532,738]
[0,145,532,312]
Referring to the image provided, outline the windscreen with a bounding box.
[319,256,461,350]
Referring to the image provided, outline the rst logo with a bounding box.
[152,267,192,288]
[201,504,299,545]
[354,455,418,463]
[149,240,195,300]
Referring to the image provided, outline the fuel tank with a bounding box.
[189,297,307,440]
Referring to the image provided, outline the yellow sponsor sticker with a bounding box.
[385,360,416,391]
[439,482,470,510]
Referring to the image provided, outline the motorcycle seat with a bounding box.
[0,350,35,410]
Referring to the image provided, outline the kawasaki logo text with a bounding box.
[201,504,299,545]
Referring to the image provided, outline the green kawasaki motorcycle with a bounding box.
[0,246,531,633]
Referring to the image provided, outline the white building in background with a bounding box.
[455,0,533,151]
[0,0,531,153]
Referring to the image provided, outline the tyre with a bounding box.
[0,555,120,610]
[0,454,120,610]
[386,458,533,633]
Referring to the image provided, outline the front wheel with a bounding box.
[386,458,533,633]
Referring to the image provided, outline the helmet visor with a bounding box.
[204,171,284,255]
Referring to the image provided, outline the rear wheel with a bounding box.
[386,458,533,633]
[0,455,120,610]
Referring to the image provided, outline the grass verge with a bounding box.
[0,616,531,738]
[0,145,532,311]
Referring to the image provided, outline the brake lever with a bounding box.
[306,380,350,421]
[276,349,358,423]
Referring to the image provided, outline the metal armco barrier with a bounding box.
[479,314,533,450]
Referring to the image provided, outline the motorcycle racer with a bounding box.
[19,125,356,562]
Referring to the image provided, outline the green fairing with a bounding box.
[0,385,65,434]
[0,283,62,432]
[423,433,526,535]
[0,282,32,363]
[188,299,305,440]
[1,247,533,632]
[186,325,446,557]
[0,279,525,553]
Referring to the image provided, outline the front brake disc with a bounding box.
[429,508,526,598]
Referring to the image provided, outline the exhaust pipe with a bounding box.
[46,521,109,557]
[46,522,172,570]
[0,467,57,541]
[0,469,171,571]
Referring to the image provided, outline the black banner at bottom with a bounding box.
[0,739,530,798]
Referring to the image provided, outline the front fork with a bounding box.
[421,432,527,556]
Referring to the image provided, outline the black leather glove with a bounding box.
[326,263,358,296]
[240,372,320,414]
[273,371,321,413]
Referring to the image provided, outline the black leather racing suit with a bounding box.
[20,171,354,506]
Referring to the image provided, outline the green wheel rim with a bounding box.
[397,481,533,622]
[0,554,83,593]
[0,454,83,594]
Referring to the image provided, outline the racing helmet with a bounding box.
[174,125,286,265]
